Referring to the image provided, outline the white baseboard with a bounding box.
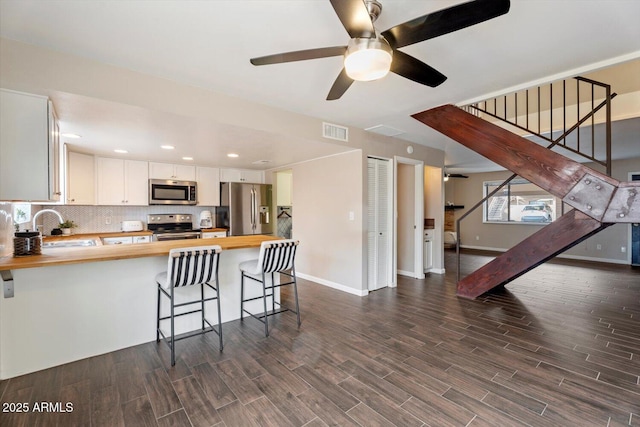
[296,272,369,296]
[427,268,446,274]
[459,245,629,265]
[397,269,415,278]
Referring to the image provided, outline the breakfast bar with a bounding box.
[0,235,281,379]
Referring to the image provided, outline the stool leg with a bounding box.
[271,272,275,314]
[292,267,301,327]
[216,278,223,351]
[240,272,245,322]
[201,282,205,331]
[156,284,161,342]
[170,287,176,366]
[262,272,269,337]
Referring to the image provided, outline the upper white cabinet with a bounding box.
[66,150,95,205]
[149,162,196,181]
[0,89,61,202]
[219,168,264,184]
[196,166,220,206]
[276,170,293,206]
[97,157,149,205]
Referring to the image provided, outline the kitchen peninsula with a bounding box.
[0,235,281,379]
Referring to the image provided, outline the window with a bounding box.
[483,179,559,224]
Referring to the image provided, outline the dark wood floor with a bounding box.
[2,250,639,426]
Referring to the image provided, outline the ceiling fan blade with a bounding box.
[250,46,347,66]
[329,0,375,39]
[382,0,510,48]
[326,68,354,100]
[390,50,447,87]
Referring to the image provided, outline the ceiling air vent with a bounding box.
[365,124,405,137]
[252,160,271,165]
[322,122,348,142]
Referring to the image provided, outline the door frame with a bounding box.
[629,171,640,265]
[393,156,425,282]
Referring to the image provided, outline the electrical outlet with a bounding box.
[475,235,480,241]
[105,217,111,225]
[621,246,626,253]
[596,244,602,250]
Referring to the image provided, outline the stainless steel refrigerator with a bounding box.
[217,182,273,236]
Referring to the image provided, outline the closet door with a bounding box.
[368,157,391,291]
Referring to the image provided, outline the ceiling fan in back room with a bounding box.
[250,0,511,100]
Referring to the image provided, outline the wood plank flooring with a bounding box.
[1,249,639,426]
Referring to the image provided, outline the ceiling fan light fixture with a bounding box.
[344,37,392,82]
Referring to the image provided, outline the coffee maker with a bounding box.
[199,210,213,229]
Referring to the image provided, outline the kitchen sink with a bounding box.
[43,239,101,248]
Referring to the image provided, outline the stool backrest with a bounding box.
[165,245,222,289]
[258,239,299,273]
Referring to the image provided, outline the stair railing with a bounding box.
[455,77,616,282]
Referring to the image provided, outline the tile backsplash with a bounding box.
[0,203,13,256]
[32,205,218,235]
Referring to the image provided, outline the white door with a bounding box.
[368,157,392,291]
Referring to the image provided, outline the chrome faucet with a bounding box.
[32,209,64,235]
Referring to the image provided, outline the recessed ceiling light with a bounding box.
[227,153,239,158]
[114,149,128,154]
[61,133,82,139]
[182,156,193,161]
[161,145,175,150]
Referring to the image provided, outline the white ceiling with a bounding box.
[1,0,639,172]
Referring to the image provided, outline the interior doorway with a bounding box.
[275,170,293,239]
[631,172,639,266]
[394,157,425,281]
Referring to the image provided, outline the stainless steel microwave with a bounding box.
[149,179,197,205]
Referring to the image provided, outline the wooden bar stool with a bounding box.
[239,239,300,337]
[156,245,223,366]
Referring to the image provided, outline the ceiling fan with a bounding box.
[250,0,510,100]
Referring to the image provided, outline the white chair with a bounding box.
[239,239,300,337]
[156,245,223,366]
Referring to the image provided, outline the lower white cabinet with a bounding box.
[202,231,227,239]
[132,235,151,244]
[102,236,133,245]
[102,235,151,245]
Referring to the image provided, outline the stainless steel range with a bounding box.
[148,214,201,241]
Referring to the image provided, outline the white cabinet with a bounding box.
[102,235,151,245]
[149,162,196,181]
[220,168,263,183]
[202,231,227,239]
[196,166,220,206]
[276,170,293,206]
[102,236,132,245]
[0,89,61,202]
[97,157,149,205]
[132,235,151,244]
[66,151,95,204]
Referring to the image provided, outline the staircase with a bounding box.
[413,103,639,299]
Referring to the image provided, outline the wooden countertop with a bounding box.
[0,235,280,271]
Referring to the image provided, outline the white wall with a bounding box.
[449,156,640,264]
[292,151,364,295]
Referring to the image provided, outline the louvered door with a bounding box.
[368,157,392,291]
